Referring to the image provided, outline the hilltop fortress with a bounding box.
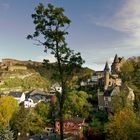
[0,58,42,71]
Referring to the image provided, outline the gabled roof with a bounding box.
[26,89,53,103]
[8,92,23,98]
[28,89,46,96]
[51,83,61,88]
[26,89,47,100]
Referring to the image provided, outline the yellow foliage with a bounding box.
[0,96,19,126]
[106,107,140,140]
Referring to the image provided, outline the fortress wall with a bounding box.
[8,66,27,71]
[1,59,42,66]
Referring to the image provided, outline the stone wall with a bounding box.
[8,66,27,71]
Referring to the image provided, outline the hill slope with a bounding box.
[0,59,94,93]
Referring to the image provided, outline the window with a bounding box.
[105,101,108,107]
[104,97,108,101]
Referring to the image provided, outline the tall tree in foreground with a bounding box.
[27,3,84,140]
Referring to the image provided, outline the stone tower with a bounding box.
[104,62,110,90]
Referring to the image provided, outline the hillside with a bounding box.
[0,69,51,93]
[0,58,94,93]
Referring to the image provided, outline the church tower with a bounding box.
[104,62,110,90]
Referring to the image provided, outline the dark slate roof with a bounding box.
[8,92,23,98]
[29,96,40,103]
[114,54,119,63]
[104,62,110,71]
[25,89,45,100]
[26,89,53,103]
[28,89,46,96]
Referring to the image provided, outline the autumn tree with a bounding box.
[27,3,84,139]
[0,96,18,126]
[105,107,140,140]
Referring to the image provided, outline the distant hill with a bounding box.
[0,58,94,93]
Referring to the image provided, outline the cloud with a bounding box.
[81,0,140,70]
[90,0,140,43]
[114,0,140,33]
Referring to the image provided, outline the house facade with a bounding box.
[24,89,53,108]
[55,117,85,136]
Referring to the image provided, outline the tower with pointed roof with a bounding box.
[111,54,125,74]
[104,62,110,90]
[114,54,119,63]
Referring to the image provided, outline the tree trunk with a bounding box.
[60,106,64,140]
[55,38,65,140]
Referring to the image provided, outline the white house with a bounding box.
[49,83,62,94]
[24,98,37,108]
[24,89,53,108]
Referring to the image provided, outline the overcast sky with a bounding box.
[0,0,140,70]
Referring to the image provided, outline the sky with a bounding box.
[0,0,140,70]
